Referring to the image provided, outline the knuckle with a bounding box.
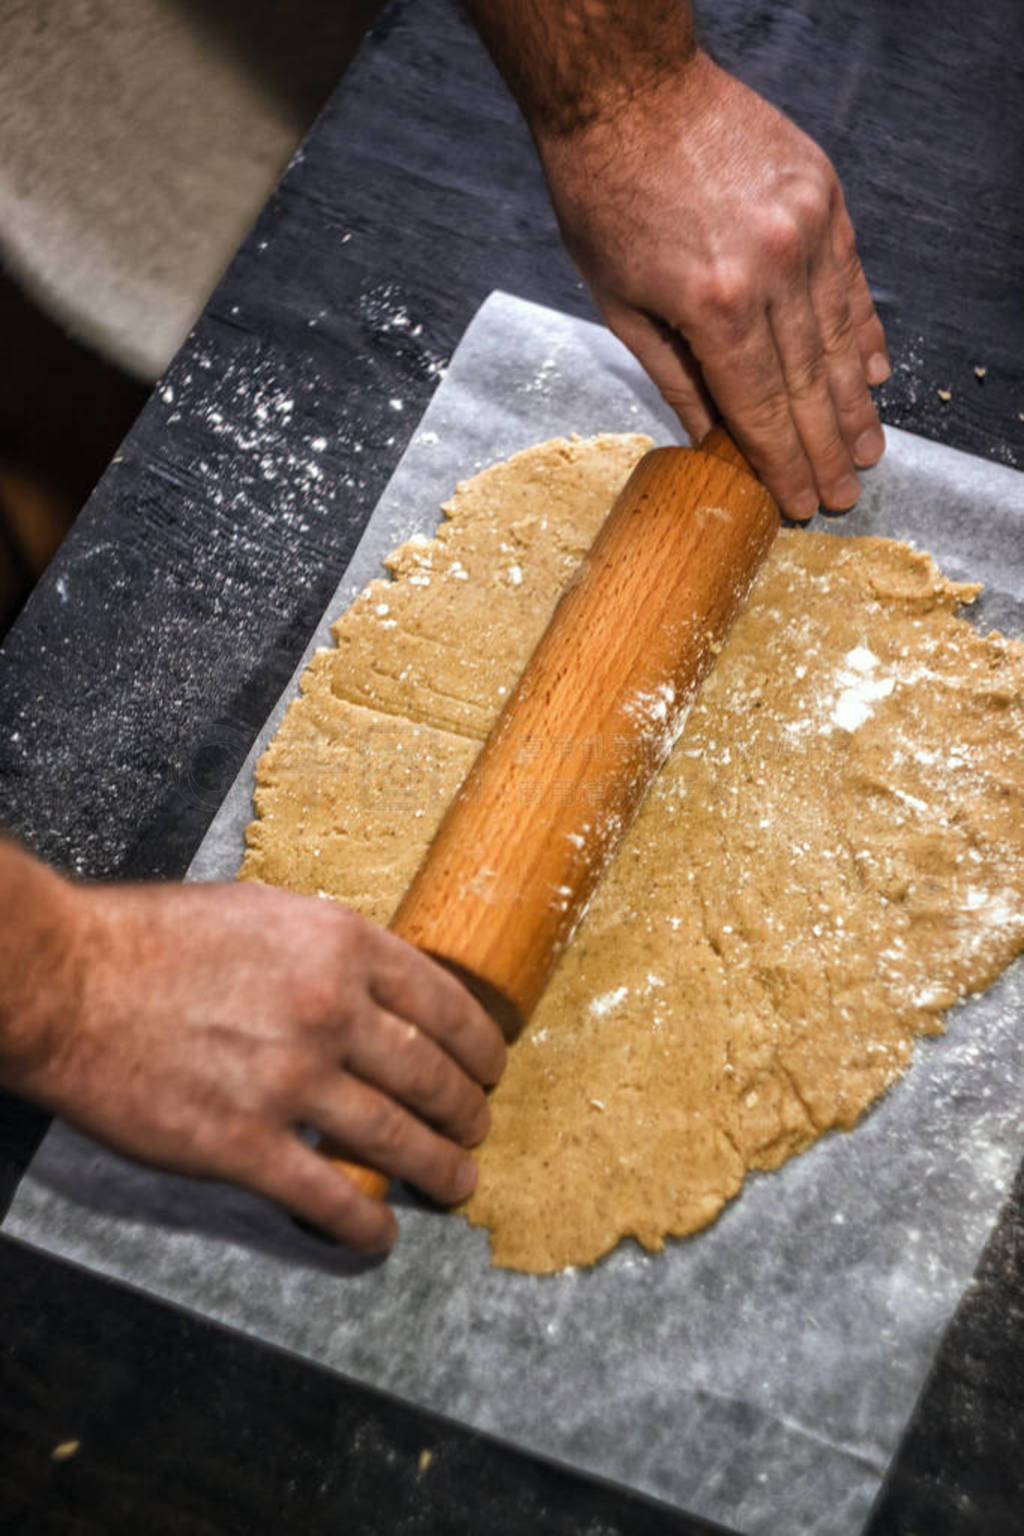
[751,441,813,498]
[786,349,828,404]
[433,988,478,1051]
[764,454,812,492]
[812,436,852,478]
[363,1097,408,1160]
[741,388,794,437]
[407,1051,452,1111]
[657,381,700,415]
[291,970,340,1029]
[820,303,855,353]
[216,1118,270,1180]
[792,176,831,233]
[372,934,427,1006]
[803,414,851,467]
[832,378,875,422]
[694,264,754,331]
[836,234,862,281]
[331,910,371,973]
[265,1051,317,1114]
[852,300,883,338]
[761,210,805,268]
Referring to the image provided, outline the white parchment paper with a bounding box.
[7,292,1024,1536]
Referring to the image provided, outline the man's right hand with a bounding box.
[0,844,506,1253]
[536,52,890,521]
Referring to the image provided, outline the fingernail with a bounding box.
[866,353,891,386]
[790,489,819,521]
[453,1157,477,1202]
[853,426,885,466]
[831,473,861,509]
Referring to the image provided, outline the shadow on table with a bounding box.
[21,1119,438,1280]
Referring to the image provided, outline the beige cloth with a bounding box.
[0,1,375,376]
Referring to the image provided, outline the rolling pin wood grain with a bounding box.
[322,427,778,1201]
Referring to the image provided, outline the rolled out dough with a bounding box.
[240,434,1024,1273]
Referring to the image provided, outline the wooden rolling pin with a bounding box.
[325,427,778,1199]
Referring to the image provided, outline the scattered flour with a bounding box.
[829,647,896,732]
[590,986,630,1016]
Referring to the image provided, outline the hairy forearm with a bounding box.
[463,0,697,137]
[467,0,888,521]
[0,837,81,1095]
[0,833,503,1249]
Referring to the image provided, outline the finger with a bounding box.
[809,250,886,469]
[767,282,860,510]
[832,198,890,385]
[345,1005,490,1147]
[688,311,819,521]
[601,299,716,444]
[366,927,506,1087]
[306,1071,478,1207]
[247,1130,399,1252]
